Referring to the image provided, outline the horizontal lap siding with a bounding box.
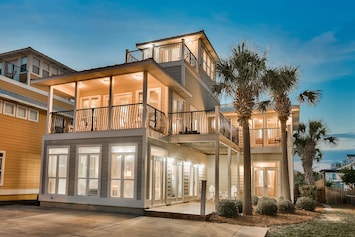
[0,110,46,192]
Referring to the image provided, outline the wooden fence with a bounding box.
[320,187,355,205]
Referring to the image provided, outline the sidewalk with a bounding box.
[0,205,267,237]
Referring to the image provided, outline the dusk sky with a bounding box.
[1,0,354,171]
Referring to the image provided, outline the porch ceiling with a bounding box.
[32,59,192,98]
[167,134,240,155]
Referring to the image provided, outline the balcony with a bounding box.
[250,128,281,147]
[126,42,199,74]
[50,106,239,145]
[169,110,239,144]
[50,103,167,135]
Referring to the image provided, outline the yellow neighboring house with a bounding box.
[0,47,74,201]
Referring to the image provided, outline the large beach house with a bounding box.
[33,31,299,214]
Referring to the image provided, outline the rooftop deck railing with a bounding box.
[126,42,198,71]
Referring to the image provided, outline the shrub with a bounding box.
[256,197,278,216]
[295,196,316,211]
[299,185,317,200]
[277,200,295,213]
[216,199,239,217]
[252,196,259,206]
[235,199,243,214]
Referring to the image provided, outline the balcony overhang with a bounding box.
[165,133,240,155]
[32,59,192,99]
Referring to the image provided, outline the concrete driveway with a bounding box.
[0,205,267,237]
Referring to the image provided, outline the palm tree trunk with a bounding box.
[302,156,315,185]
[280,121,291,200]
[242,119,252,215]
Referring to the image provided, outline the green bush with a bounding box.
[252,196,259,206]
[235,199,243,213]
[277,200,295,213]
[299,185,317,200]
[216,199,239,217]
[256,197,278,216]
[295,196,316,211]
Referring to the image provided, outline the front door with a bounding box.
[254,167,277,198]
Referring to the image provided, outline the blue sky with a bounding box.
[1,0,354,170]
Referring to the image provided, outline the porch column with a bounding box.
[215,141,220,206]
[46,85,53,134]
[107,76,113,130]
[73,81,78,131]
[237,152,241,198]
[141,71,148,128]
[227,148,232,199]
[181,39,186,86]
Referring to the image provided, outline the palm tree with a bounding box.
[214,41,267,215]
[260,66,321,200]
[293,120,337,185]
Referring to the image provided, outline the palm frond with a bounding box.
[297,90,322,105]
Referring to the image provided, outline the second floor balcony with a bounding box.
[49,104,240,145]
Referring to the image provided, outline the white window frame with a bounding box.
[76,146,101,197]
[0,151,5,186]
[3,101,15,116]
[32,57,40,75]
[47,147,69,195]
[28,108,39,122]
[109,144,137,199]
[16,105,28,119]
[42,62,49,77]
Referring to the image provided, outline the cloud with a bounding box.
[319,133,355,151]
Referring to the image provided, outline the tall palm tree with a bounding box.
[260,66,321,200]
[293,120,337,185]
[214,41,267,215]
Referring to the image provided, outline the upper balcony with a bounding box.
[49,105,240,145]
[126,40,216,81]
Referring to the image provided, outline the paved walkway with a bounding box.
[0,205,267,237]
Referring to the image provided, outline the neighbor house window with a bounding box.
[32,57,40,74]
[28,109,39,122]
[47,147,69,194]
[0,151,5,186]
[51,67,58,76]
[3,102,15,116]
[16,105,28,119]
[0,100,2,114]
[110,144,136,198]
[77,146,100,196]
[20,57,27,72]
[42,62,49,77]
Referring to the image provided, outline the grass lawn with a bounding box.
[267,205,355,237]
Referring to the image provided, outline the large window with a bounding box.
[47,147,69,194]
[77,146,100,196]
[20,57,27,72]
[0,151,5,186]
[110,145,136,199]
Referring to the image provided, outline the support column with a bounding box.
[214,141,220,206]
[46,86,53,134]
[237,152,241,198]
[227,148,232,199]
[142,71,148,128]
[107,76,113,130]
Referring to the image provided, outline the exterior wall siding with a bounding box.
[0,109,46,200]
